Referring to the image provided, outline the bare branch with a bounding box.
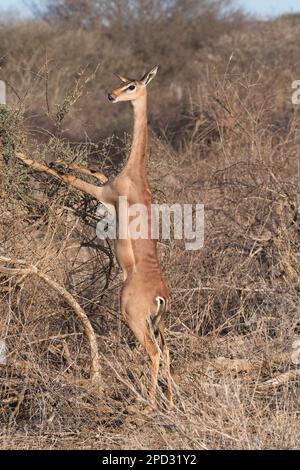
[0,257,101,386]
[14,151,108,198]
[256,370,300,392]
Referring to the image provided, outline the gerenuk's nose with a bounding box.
[108,93,115,102]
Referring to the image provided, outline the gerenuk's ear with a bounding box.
[114,73,131,83]
[140,65,158,86]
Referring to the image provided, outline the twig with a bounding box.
[0,257,101,386]
[27,332,83,345]
[256,369,300,391]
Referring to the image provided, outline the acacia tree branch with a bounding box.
[0,257,101,386]
[256,370,300,391]
[14,151,108,198]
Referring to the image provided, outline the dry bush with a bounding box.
[0,8,300,450]
[0,0,245,143]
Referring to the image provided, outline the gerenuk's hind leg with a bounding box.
[125,314,160,405]
[158,323,174,409]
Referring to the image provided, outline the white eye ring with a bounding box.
[126,84,136,92]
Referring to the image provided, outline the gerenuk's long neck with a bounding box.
[125,93,148,176]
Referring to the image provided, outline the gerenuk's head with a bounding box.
[107,66,158,104]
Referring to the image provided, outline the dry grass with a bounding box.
[0,8,300,450]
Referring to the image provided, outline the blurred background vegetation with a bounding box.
[0,1,245,145]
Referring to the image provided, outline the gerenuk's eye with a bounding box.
[127,85,136,91]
